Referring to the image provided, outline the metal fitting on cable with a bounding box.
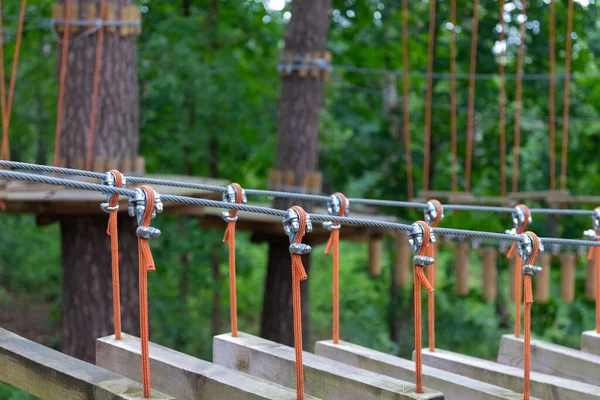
[518,233,543,275]
[322,193,350,231]
[128,188,163,239]
[221,184,247,222]
[584,208,600,239]
[100,171,126,212]
[424,201,443,226]
[505,205,532,235]
[408,223,436,267]
[283,208,312,255]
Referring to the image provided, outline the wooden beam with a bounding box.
[582,331,600,356]
[419,347,600,399]
[315,340,533,400]
[0,328,172,400]
[498,333,600,386]
[213,332,443,400]
[96,333,313,400]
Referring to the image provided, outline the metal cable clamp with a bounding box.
[322,193,349,231]
[283,208,313,255]
[100,171,126,212]
[129,188,163,239]
[221,184,247,222]
[424,200,443,226]
[518,233,544,275]
[408,223,436,267]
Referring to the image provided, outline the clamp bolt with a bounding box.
[522,264,543,275]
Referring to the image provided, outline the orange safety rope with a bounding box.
[449,0,458,193]
[0,0,27,161]
[549,0,556,191]
[52,0,72,167]
[86,0,107,171]
[422,0,436,192]
[324,192,348,344]
[401,0,413,200]
[512,0,527,193]
[560,0,574,191]
[426,200,442,352]
[464,0,479,193]
[507,204,530,338]
[522,231,540,400]
[498,0,507,197]
[587,207,600,333]
[222,183,244,337]
[413,221,434,394]
[289,205,309,400]
[107,170,124,339]
[138,186,156,398]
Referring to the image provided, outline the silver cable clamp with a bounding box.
[424,201,444,226]
[407,223,435,267]
[100,171,126,213]
[518,233,544,275]
[283,208,312,255]
[512,205,532,230]
[128,188,163,239]
[322,194,349,231]
[584,208,600,239]
[221,184,247,223]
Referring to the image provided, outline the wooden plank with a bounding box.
[0,328,172,400]
[498,333,600,386]
[420,347,600,399]
[213,332,443,400]
[315,339,531,400]
[96,333,317,400]
[582,331,600,356]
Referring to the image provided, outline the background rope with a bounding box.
[422,0,436,192]
[549,0,556,191]
[560,0,574,191]
[464,0,480,193]
[449,0,458,193]
[512,1,527,193]
[401,0,413,200]
[522,231,540,400]
[106,169,123,339]
[498,0,507,197]
[427,200,443,352]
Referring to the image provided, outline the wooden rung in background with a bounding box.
[394,231,410,286]
[455,240,470,296]
[368,234,383,276]
[509,256,517,301]
[536,252,552,303]
[267,169,323,194]
[52,3,79,33]
[560,252,577,303]
[60,156,146,174]
[586,257,596,300]
[482,248,497,301]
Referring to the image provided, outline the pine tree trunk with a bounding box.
[260,0,331,346]
[58,0,140,362]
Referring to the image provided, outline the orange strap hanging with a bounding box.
[410,221,434,394]
[52,0,73,167]
[401,0,413,199]
[222,183,244,337]
[512,0,527,193]
[422,0,437,192]
[464,0,480,193]
[449,0,457,193]
[324,193,348,344]
[86,0,108,170]
[286,206,310,400]
[587,207,600,333]
[560,0,574,191]
[507,204,530,338]
[424,200,442,352]
[105,170,124,339]
[0,0,27,160]
[498,0,507,196]
[549,0,557,191]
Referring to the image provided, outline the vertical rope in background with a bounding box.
[422,0,437,193]
[549,0,556,191]
[498,0,507,196]
[464,0,479,193]
[560,0,574,191]
[401,0,414,199]
[511,1,527,193]
[449,0,458,193]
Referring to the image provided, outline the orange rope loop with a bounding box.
[424,200,443,352]
[408,221,435,393]
[506,204,530,338]
[586,207,600,333]
[222,183,246,337]
[101,170,125,339]
[283,206,312,400]
[324,192,349,344]
[131,185,163,399]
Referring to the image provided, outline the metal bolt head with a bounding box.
[517,233,543,264]
[222,185,247,204]
[136,226,161,239]
[282,208,312,243]
[424,201,443,226]
[326,194,349,217]
[522,264,542,275]
[407,223,424,254]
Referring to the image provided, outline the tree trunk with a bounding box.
[58,0,140,362]
[260,0,331,346]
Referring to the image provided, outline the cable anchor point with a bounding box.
[408,223,436,267]
[129,188,163,239]
[283,208,312,255]
[518,233,543,275]
[322,193,349,231]
[100,171,126,212]
[221,184,247,222]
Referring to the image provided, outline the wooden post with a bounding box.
[560,252,576,303]
[455,240,470,295]
[368,234,383,276]
[394,231,410,286]
[536,252,552,303]
[482,248,497,301]
[587,257,596,300]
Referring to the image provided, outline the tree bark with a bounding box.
[260,0,331,346]
[58,0,140,362]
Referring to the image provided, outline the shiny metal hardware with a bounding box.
[584,209,600,239]
[283,208,312,255]
[323,194,350,231]
[407,223,435,267]
[100,171,126,213]
[424,201,444,226]
[128,188,163,239]
[522,264,543,275]
[221,185,247,222]
[511,205,532,230]
[517,233,544,275]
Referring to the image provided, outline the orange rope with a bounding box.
[560,0,574,191]
[587,207,600,333]
[549,0,556,191]
[413,221,434,394]
[507,204,530,338]
[422,0,436,192]
[426,200,442,352]
[222,183,243,337]
[522,231,540,400]
[324,193,348,344]
[498,0,507,197]
[0,0,26,160]
[449,0,457,193]
[52,0,72,167]
[464,0,479,193]
[138,186,156,398]
[86,0,107,171]
[401,0,413,199]
[107,170,123,340]
[290,205,309,400]
[512,1,527,193]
